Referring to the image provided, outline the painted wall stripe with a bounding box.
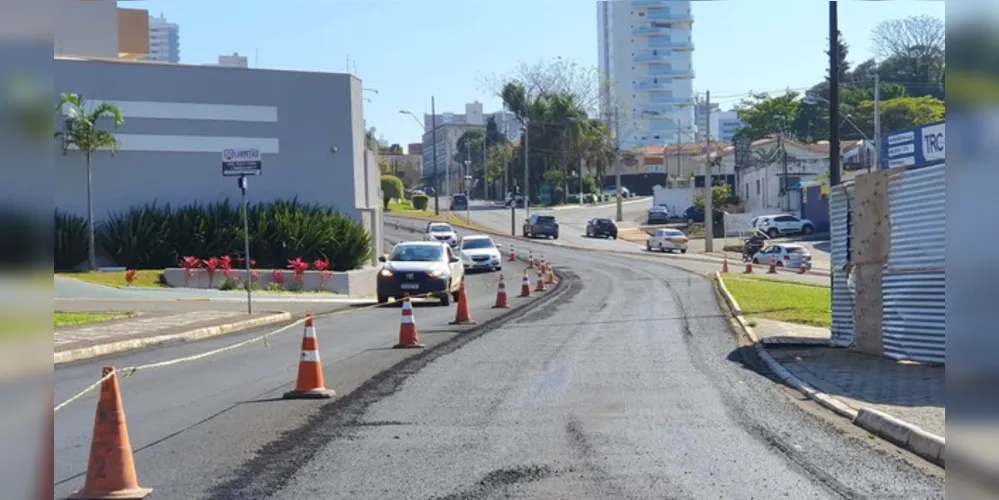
[104,134,280,154]
[67,100,279,122]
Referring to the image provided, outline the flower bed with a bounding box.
[160,256,377,297]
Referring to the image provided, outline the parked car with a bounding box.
[449,193,469,211]
[423,222,459,247]
[458,234,502,272]
[754,214,815,238]
[602,186,630,198]
[505,192,525,208]
[376,241,465,306]
[646,205,670,224]
[646,228,689,253]
[522,214,559,239]
[751,243,813,269]
[585,218,618,239]
[683,206,703,223]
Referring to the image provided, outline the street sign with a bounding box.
[880,121,944,170]
[222,148,263,176]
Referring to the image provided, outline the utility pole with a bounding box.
[483,127,489,199]
[780,134,789,211]
[431,96,440,215]
[524,119,531,218]
[828,0,841,187]
[614,107,623,222]
[466,140,472,194]
[704,90,714,253]
[872,70,881,172]
[676,119,683,178]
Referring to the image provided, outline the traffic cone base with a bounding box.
[534,272,546,292]
[449,281,478,325]
[70,367,153,500]
[744,262,753,273]
[284,316,334,399]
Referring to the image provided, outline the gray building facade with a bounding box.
[54,57,383,261]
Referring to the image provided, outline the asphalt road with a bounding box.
[398,203,833,287]
[204,229,942,499]
[53,238,534,500]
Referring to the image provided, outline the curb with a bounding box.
[53,312,293,365]
[712,272,946,468]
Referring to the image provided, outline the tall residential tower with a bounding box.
[597,0,695,150]
[145,13,179,63]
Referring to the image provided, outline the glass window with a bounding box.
[390,245,443,262]
[428,223,453,232]
[461,238,495,250]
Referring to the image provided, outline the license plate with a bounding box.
[401,283,419,290]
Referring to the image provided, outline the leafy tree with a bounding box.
[54,93,123,271]
[380,175,404,209]
[693,183,739,212]
[485,142,515,193]
[454,129,486,196]
[870,15,945,62]
[826,30,851,84]
[735,91,802,140]
[852,96,945,138]
[378,157,394,175]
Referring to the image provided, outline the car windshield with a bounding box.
[788,247,807,254]
[461,238,494,250]
[390,245,443,262]
[429,223,453,233]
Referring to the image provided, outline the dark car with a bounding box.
[683,205,703,223]
[522,214,559,239]
[585,218,618,239]
[450,194,468,211]
[646,205,670,224]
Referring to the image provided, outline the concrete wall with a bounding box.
[53,58,372,222]
[850,169,891,356]
[55,0,119,59]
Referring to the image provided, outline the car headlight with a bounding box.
[380,268,393,277]
[428,268,446,278]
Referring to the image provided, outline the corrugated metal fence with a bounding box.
[882,163,946,363]
[829,182,855,348]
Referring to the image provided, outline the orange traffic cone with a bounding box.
[284,316,334,399]
[799,262,807,274]
[69,367,153,499]
[545,262,556,285]
[394,295,425,348]
[534,269,546,292]
[744,262,753,274]
[528,251,535,269]
[493,275,509,308]
[519,271,531,297]
[722,256,729,273]
[767,257,778,274]
[449,281,477,325]
[540,255,547,273]
[508,245,516,262]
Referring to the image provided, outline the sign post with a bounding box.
[223,148,263,314]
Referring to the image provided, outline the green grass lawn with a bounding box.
[54,311,138,327]
[721,275,831,328]
[59,269,166,288]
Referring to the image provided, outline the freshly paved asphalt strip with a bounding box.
[53,254,536,499]
[209,231,942,499]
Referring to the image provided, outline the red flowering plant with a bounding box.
[220,255,234,279]
[204,257,221,288]
[287,258,309,283]
[313,258,332,290]
[271,268,285,285]
[179,256,202,287]
[124,269,137,286]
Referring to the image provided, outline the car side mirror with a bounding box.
[378,255,387,263]
[450,256,460,263]
[495,243,502,249]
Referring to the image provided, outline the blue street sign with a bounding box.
[880,121,944,170]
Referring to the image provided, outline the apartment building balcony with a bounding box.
[632,51,677,63]
[648,9,694,22]
[634,101,693,117]
[630,0,666,8]
[632,25,672,36]
[649,68,695,78]
[632,79,674,91]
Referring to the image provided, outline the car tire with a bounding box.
[452,290,461,302]
[753,258,759,264]
[681,249,687,254]
[439,287,451,306]
[377,295,388,304]
[646,242,652,251]
[776,261,784,267]
[767,228,780,238]
[553,235,559,240]
[802,224,814,235]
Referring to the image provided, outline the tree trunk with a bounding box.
[86,153,97,271]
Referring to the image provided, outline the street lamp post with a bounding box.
[803,93,875,171]
[400,103,441,215]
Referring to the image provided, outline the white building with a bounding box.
[422,101,522,141]
[420,123,486,195]
[597,0,696,150]
[145,13,179,63]
[710,110,744,143]
[215,52,249,68]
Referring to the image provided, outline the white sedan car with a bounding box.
[646,228,689,253]
[424,222,458,248]
[458,234,503,272]
[752,243,813,269]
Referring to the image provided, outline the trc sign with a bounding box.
[881,121,944,169]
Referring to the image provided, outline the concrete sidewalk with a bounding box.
[54,308,296,364]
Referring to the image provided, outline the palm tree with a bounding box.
[54,93,123,271]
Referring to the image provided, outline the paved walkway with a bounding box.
[751,318,945,438]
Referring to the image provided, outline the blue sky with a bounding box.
[139,0,943,146]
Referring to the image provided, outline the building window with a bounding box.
[755,179,761,195]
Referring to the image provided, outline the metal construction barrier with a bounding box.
[881,163,945,363]
[829,181,855,348]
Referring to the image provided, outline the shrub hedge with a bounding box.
[54,199,371,271]
[411,194,429,210]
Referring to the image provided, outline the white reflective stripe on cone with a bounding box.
[300,350,320,362]
[402,301,413,311]
[304,327,317,338]
[401,315,415,324]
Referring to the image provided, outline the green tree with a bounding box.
[852,96,945,137]
[826,30,851,84]
[381,174,404,209]
[486,142,515,192]
[736,91,802,140]
[378,157,394,175]
[54,93,124,271]
[693,183,738,212]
